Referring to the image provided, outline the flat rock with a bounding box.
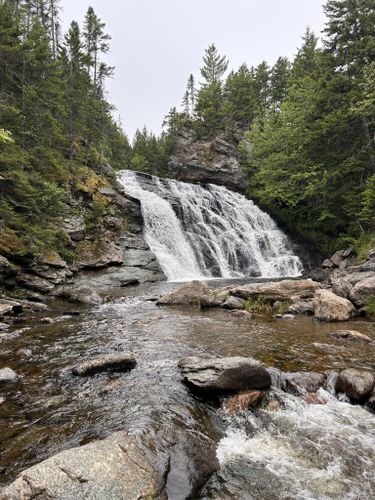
[330,330,372,344]
[231,279,321,302]
[16,273,55,293]
[72,353,137,376]
[283,372,326,396]
[75,239,124,269]
[335,369,375,401]
[178,356,271,393]
[220,296,245,310]
[313,289,355,322]
[230,310,253,320]
[0,299,21,316]
[0,322,9,331]
[349,276,375,306]
[0,367,17,384]
[0,431,162,499]
[56,285,102,306]
[157,281,211,306]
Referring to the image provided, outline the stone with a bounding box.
[335,369,375,402]
[178,356,272,393]
[17,300,49,313]
[16,273,55,294]
[0,396,5,406]
[0,299,22,316]
[322,259,334,268]
[200,291,227,307]
[331,270,374,299]
[283,372,326,396]
[75,239,124,269]
[62,215,86,241]
[0,432,162,499]
[40,317,54,324]
[230,310,253,320]
[286,299,314,315]
[14,348,32,359]
[349,276,375,307]
[40,251,67,268]
[231,279,321,302]
[0,367,17,384]
[0,322,9,331]
[366,390,375,412]
[329,330,372,344]
[281,314,295,320]
[330,250,345,267]
[313,289,355,322]
[72,353,137,376]
[157,281,210,306]
[222,390,264,415]
[264,399,281,412]
[367,248,375,260]
[303,391,329,405]
[220,296,246,310]
[28,265,71,285]
[0,256,19,276]
[56,285,102,306]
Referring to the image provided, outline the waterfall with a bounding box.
[118,170,303,281]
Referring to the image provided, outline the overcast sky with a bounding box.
[61,0,327,141]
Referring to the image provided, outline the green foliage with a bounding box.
[245,296,273,315]
[365,296,375,320]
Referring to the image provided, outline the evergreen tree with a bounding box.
[270,57,290,109]
[200,43,228,85]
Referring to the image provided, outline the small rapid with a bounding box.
[118,170,303,281]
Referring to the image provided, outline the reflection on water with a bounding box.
[0,280,375,497]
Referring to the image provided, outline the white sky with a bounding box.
[61,0,327,140]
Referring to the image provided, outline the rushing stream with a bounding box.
[1,280,375,498]
[118,170,303,280]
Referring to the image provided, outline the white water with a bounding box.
[118,170,303,281]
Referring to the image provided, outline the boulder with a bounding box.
[330,250,345,267]
[75,239,124,269]
[331,271,374,299]
[222,390,264,415]
[303,391,330,405]
[230,310,253,320]
[0,322,9,331]
[313,289,355,322]
[282,372,326,396]
[220,296,245,310]
[157,281,210,306]
[322,259,334,269]
[178,356,271,393]
[56,285,102,306]
[329,330,373,344]
[72,353,137,376]
[366,390,375,412]
[286,299,314,315]
[231,279,321,302]
[0,432,162,499]
[0,256,19,277]
[16,273,55,294]
[0,396,5,406]
[0,299,21,316]
[40,251,67,268]
[368,248,375,260]
[335,369,375,402]
[0,367,17,384]
[349,276,375,306]
[62,215,86,241]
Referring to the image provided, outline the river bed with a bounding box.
[1,279,375,498]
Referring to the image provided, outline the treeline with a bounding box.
[0,0,131,258]
[167,0,375,255]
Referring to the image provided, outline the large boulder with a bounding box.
[0,367,17,384]
[72,353,137,376]
[0,432,163,499]
[286,299,314,315]
[157,281,211,306]
[178,356,272,393]
[313,289,355,322]
[335,369,375,402]
[330,270,374,299]
[349,276,375,306]
[16,273,55,294]
[282,372,326,396]
[231,279,321,302]
[56,285,102,305]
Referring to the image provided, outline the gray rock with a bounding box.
[322,259,334,268]
[231,279,321,302]
[230,310,253,320]
[0,256,19,277]
[0,396,5,406]
[75,239,124,269]
[0,431,162,499]
[0,367,17,384]
[329,330,373,344]
[368,248,375,260]
[62,215,86,241]
[283,372,326,396]
[366,390,375,412]
[178,356,271,393]
[281,314,295,320]
[286,299,314,315]
[0,322,9,331]
[157,281,210,306]
[220,296,246,310]
[57,285,102,305]
[349,276,375,306]
[330,250,345,267]
[16,273,55,294]
[0,299,22,316]
[313,289,355,322]
[335,369,375,401]
[72,353,137,376]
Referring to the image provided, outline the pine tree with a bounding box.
[270,57,290,109]
[83,6,111,88]
[200,44,228,85]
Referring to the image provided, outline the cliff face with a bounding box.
[168,129,247,193]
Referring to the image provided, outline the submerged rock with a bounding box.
[0,367,17,384]
[0,432,163,499]
[72,353,137,376]
[178,356,271,393]
[222,390,264,415]
[329,330,373,344]
[283,372,326,396]
[313,289,355,322]
[335,369,375,402]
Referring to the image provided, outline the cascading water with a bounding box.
[118,170,303,281]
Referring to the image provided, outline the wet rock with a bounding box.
[303,391,329,405]
[283,372,326,396]
[322,259,334,269]
[329,330,372,344]
[220,296,245,310]
[0,256,19,277]
[335,369,375,402]
[313,289,355,322]
[178,356,271,393]
[14,348,32,359]
[40,317,54,324]
[281,314,295,320]
[0,396,5,406]
[366,390,375,412]
[75,239,124,269]
[72,353,137,376]
[56,285,102,306]
[222,390,264,415]
[17,300,49,313]
[0,322,10,331]
[16,273,55,294]
[0,431,163,499]
[0,299,22,316]
[200,291,227,307]
[27,265,72,285]
[349,276,375,307]
[0,367,17,384]
[40,251,67,268]
[231,279,321,302]
[264,399,281,412]
[157,281,210,306]
[286,299,314,315]
[230,310,253,320]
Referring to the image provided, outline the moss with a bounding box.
[245,296,273,315]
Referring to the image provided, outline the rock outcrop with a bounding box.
[335,369,375,402]
[168,128,247,192]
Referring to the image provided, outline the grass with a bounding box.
[245,296,273,315]
[365,296,375,320]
